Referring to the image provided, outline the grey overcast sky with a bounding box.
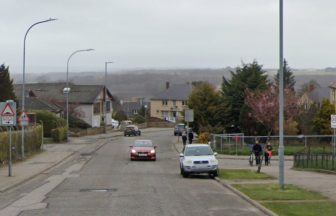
[1,0,335,74]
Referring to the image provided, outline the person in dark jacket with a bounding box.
[252,140,262,165]
[188,130,194,144]
[182,131,187,149]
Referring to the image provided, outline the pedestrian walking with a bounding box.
[188,129,194,144]
[264,141,273,166]
[252,140,262,165]
[182,131,187,149]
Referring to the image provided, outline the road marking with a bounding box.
[0,161,86,216]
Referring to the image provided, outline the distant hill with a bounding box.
[12,68,335,101]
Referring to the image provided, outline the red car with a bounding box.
[130,140,156,161]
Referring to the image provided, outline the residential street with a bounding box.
[0,128,265,216]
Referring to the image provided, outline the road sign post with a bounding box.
[184,109,194,130]
[0,100,17,177]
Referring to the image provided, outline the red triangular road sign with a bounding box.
[1,103,15,116]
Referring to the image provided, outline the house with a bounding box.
[121,98,149,118]
[150,82,192,122]
[14,87,63,117]
[14,83,114,127]
[329,82,336,110]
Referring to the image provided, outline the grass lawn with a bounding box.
[232,183,336,216]
[233,184,326,201]
[219,169,274,180]
[263,201,336,216]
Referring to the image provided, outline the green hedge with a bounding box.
[0,126,43,163]
[51,126,67,143]
[36,111,66,137]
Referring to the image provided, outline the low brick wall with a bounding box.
[147,122,175,128]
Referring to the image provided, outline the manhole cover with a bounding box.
[80,188,117,192]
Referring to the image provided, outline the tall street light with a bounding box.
[22,18,57,159]
[278,0,285,189]
[65,49,94,141]
[104,61,113,133]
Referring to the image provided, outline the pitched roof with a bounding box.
[14,83,113,104]
[152,84,192,100]
[19,97,63,113]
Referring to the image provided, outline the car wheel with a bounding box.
[182,171,189,178]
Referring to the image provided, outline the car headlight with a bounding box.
[150,149,155,154]
[131,149,137,154]
[184,160,193,165]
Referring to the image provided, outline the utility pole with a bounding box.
[278,0,285,189]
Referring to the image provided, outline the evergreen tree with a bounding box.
[274,59,296,90]
[221,61,268,134]
[312,99,334,135]
[0,64,16,102]
[188,82,224,133]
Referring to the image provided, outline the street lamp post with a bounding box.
[104,61,113,133]
[144,104,148,127]
[278,0,285,189]
[65,49,94,141]
[22,18,57,159]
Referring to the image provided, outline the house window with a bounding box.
[133,109,138,115]
[173,100,176,106]
[106,101,111,112]
[162,100,168,106]
[93,102,100,114]
[182,100,187,106]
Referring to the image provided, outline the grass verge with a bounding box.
[232,183,336,216]
[219,169,274,180]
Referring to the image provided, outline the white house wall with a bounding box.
[74,104,94,126]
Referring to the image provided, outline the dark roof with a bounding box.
[152,84,192,100]
[18,97,62,113]
[122,102,142,111]
[14,83,113,104]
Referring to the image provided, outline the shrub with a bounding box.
[36,111,66,137]
[0,126,42,163]
[132,115,145,124]
[51,126,67,142]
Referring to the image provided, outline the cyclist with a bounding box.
[252,140,262,165]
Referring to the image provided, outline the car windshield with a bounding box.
[184,146,213,156]
[134,140,153,147]
[176,125,185,129]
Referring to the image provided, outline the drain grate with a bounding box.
[80,188,117,192]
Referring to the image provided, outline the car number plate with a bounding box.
[138,153,147,156]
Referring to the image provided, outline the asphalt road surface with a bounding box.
[1,128,266,216]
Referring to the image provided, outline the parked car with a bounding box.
[130,140,156,161]
[120,120,133,130]
[179,144,219,178]
[124,125,141,136]
[174,123,186,136]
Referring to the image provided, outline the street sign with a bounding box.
[0,101,16,126]
[331,115,336,129]
[185,109,194,122]
[19,112,30,127]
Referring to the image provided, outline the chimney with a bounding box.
[166,81,170,89]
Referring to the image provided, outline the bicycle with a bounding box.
[249,151,254,166]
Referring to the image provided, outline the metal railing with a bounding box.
[210,134,336,156]
[294,153,336,171]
